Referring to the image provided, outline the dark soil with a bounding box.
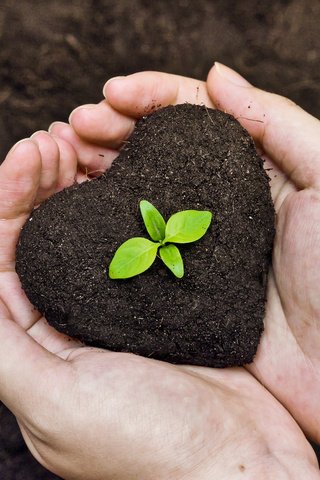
[0,405,60,480]
[0,0,319,161]
[1,0,319,477]
[16,105,275,368]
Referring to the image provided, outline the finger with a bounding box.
[27,317,82,356]
[49,122,118,175]
[0,139,41,222]
[69,101,135,149]
[104,71,214,117]
[30,131,60,203]
[0,140,43,329]
[207,63,320,190]
[0,301,64,420]
[274,189,320,348]
[247,270,320,444]
[50,135,78,190]
[260,153,296,211]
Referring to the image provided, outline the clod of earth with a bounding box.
[16,104,275,367]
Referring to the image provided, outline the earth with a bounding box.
[0,0,319,478]
[16,105,275,368]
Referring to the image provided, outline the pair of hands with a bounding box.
[0,63,320,479]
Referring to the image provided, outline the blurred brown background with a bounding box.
[0,0,319,478]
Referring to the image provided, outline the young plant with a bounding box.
[109,200,212,279]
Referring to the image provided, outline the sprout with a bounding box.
[109,200,212,279]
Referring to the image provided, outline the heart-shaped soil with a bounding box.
[16,104,275,367]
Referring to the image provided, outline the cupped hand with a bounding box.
[0,72,319,479]
[64,66,320,443]
[206,63,320,443]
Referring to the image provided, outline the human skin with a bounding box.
[0,64,319,479]
[67,62,320,442]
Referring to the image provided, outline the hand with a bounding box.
[57,66,320,443]
[0,73,318,480]
[65,66,320,442]
[206,63,320,443]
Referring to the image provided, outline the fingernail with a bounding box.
[8,138,36,155]
[105,76,126,87]
[30,130,50,139]
[103,76,126,96]
[214,62,252,87]
[69,104,97,124]
[48,121,65,133]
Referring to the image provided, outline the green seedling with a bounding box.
[109,200,212,279]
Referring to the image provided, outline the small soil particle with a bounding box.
[16,104,275,367]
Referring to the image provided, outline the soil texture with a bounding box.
[16,105,275,368]
[0,405,60,480]
[1,0,319,162]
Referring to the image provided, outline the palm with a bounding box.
[273,191,319,346]
[248,184,320,441]
[16,337,320,479]
[274,188,320,354]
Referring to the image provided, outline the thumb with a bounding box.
[207,63,320,190]
[0,302,64,422]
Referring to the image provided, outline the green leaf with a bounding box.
[159,244,184,278]
[109,237,159,279]
[164,210,212,244]
[139,200,166,241]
